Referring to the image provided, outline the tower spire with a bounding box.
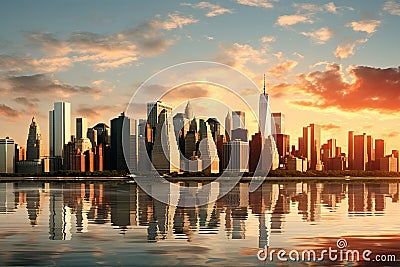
[263,74,266,95]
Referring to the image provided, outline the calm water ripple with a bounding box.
[0,180,399,266]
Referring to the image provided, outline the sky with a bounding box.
[0,0,399,155]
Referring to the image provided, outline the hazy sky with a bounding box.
[0,0,399,154]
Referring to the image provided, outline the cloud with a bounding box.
[276,14,313,26]
[260,35,276,43]
[383,131,400,138]
[0,104,20,118]
[236,0,273,9]
[14,97,39,109]
[268,59,298,79]
[334,38,367,59]
[325,2,337,13]
[0,55,73,73]
[301,27,335,44]
[346,20,381,34]
[293,3,323,13]
[0,74,101,97]
[150,12,198,29]
[76,104,117,120]
[320,123,341,130]
[285,64,400,113]
[182,2,233,17]
[383,1,400,16]
[215,43,268,72]
[23,13,196,72]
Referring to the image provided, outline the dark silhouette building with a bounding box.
[111,112,130,172]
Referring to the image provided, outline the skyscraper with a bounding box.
[111,112,130,172]
[76,118,88,139]
[151,110,180,173]
[354,133,367,170]
[147,101,172,129]
[232,111,245,130]
[184,100,193,120]
[300,124,322,170]
[348,131,354,170]
[198,123,219,174]
[259,74,271,136]
[271,113,285,134]
[26,117,42,160]
[0,137,15,173]
[225,111,232,142]
[375,139,385,160]
[93,123,110,145]
[49,102,71,157]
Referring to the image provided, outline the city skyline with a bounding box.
[0,1,399,154]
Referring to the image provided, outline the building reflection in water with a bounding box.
[0,181,399,245]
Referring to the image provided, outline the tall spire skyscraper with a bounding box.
[259,74,271,136]
[26,117,43,160]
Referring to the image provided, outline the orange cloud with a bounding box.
[151,12,198,29]
[346,20,381,34]
[320,123,341,130]
[268,59,298,79]
[301,27,334,44]
[282,64,400,113]
[334,39,367,59]
[276,14,313,26]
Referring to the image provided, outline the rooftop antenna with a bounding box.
[263,74,266,95]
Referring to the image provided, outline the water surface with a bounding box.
[0,180,399,266]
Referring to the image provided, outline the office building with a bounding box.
[198,123,219,174]
[354,133,367,170]
[259,74,271,136]
[111,112,130,172]
[225,111,232,142]
[300,124,322,170]
[49,102,71,157]
[76,118,88,139]
[348,131,354,170]
[271,112,285,134]
[0,137,15,173]
[93,123,110,145]
[274,134,290,167]
[26,117,43,161]
[249,132,262,173]
[151,110,180,173]
[184,100,193,120]
[224,140,249,172]
[380,155,397,172]
[232,111,245,130]
[147,101,172,129]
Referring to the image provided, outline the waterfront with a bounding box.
[0,180,399,266]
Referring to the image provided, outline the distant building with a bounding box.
[0,137,15,173]
[380,155,397,172]
[375,139,385,170]
[93,123,110,145]
[111,112,130,172]
[348,131,354,170]
[271,112,285,134]
[198,123,219,175]
[225,111,232,142]
[353,133,367,170]
[287,156,307,172]
[249,132,262,173]
[231,128,248,142]
[76,118,88,139]
[224,140,249,172]
[300,124,322,170]
[392,150,399,172]
[49,102,71,157]
[232,111,245,130]
[26,117,43,160]
[273,134,290,168]
[151,110,180,173]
